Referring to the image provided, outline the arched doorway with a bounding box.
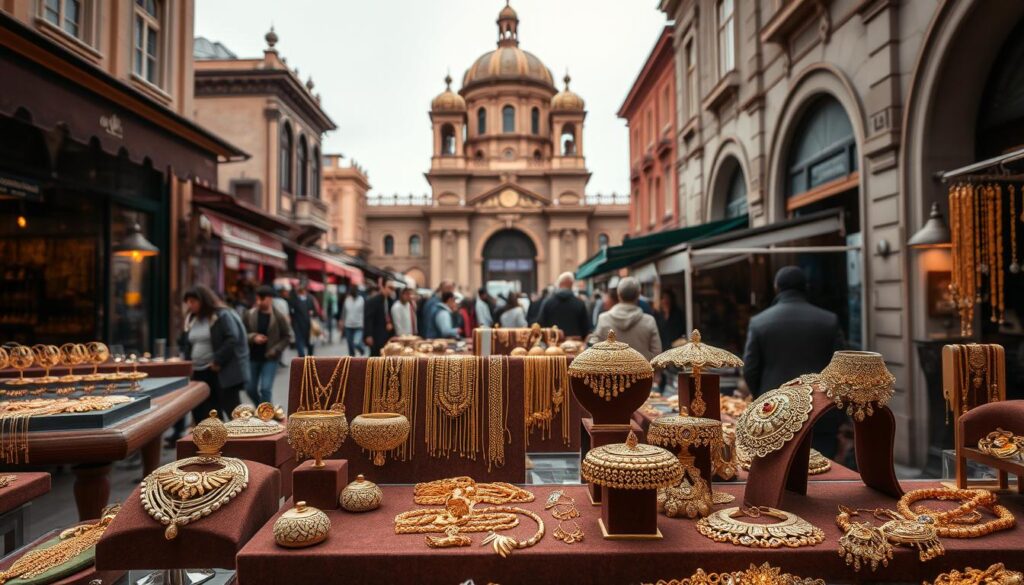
[482,229,537,294]
[709,154,748,220]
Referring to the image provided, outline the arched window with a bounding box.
[474,149,485,161]
[560,123,577,156]
[440,124,456,156]
[383,235,394,256]
[409,235,422,257]
[786,96,857,201]
[297,135,308,197]
[279,122,293,193]
[598,233,609,249]
[533,149,542,162]
[477,107,487,134]
[530,107,540,134]
[502,105,515,133]
[312,146,321,199]
[725,167,748,218]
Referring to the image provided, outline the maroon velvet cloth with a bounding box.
[677,373,721,421]
[177,430,294,498]
[96,462,280,570]
[959,400,1024,446]
[602,487,658,536]
[287,357,527,483]
[293,459,347,510]
[0,527,124,585]
[0,472,50,514]
[236,481,1024,585]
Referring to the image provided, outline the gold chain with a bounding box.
[361,357,418,462]
[298,356,351,411]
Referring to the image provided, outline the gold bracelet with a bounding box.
[928,563,1024,585]
[896,488,1015,538]
[978,429,1024,461]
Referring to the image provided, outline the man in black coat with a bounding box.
[537,272,591,339]
[289,282,320,357]
[743,266,846,456]
[363,281,394,356]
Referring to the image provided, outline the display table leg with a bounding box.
[141,436,162,477]
[73,462,112,520]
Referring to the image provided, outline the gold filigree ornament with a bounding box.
[808,448,832,475]
[928,564,1024,585]
[340,474,384,512]
[647,415,731,511]
[581,431,682,490]
[834,506,893,573]
[657,465,712,519]
[273,501,330,548]
[650,329,743,417]
[568,331,653,401]
[286,409,348,468]
[141,412,249,540]
[696,506,825,548]
[819,351,895,422]
[225,402,283,438]
[644,563,825,585]
[735,379,814,458]
[350,412,411,466]
[978,428,1024,461]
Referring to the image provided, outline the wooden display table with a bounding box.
[6,381,209,520]
[236,480,1024,585]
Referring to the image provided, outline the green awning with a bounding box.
[576,215,748,279]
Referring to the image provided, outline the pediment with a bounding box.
[470,183,549,210]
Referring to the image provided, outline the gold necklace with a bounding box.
[523,356,570,446]
[696,506,824,548]
[361,357,418,462]
[0,504,121,584]
[424,357,481,459]
[0,396,132,464]
[487,356,509,471]
[929,563,1023,585]
[298,356,351,411]
[413,477,534,505]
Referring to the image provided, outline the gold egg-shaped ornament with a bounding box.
[527,346,545,356]
[193,411,229,455]
[273,501,331,548]
[510,347,528,357]
[340,474,383,512]
[544,346,565,356]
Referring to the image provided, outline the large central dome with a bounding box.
[461,3,555,92]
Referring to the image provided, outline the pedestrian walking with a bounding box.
[434,291,461,339]
[498,293,528,328]
[244,285,293,406]
[475,288,495,328]
[537,272,591,339]
[341,287,366,356]
[391,287,418,336]
[591,277,661,360]
[363,282,394,356]
[289,282,320,357]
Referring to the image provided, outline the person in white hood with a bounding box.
[590,276,662,360]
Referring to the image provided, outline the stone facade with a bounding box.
[365,3,628,294]
[658,0,1024,466]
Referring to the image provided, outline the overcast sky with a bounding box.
[195,1,668,197]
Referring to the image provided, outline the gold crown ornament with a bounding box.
[273,501,331,548]
[569,330,653,401]
[819,351,895,421]
[340,474,384,512]
[650,329,743,416]
[581,431,682,490]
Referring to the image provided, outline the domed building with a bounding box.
[366,3,628,293]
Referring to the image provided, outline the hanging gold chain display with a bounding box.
[297,356,352,411]
[361,357,418,462]
[487,356,509,471]
[523,356,570,447]
[425,356,482,460]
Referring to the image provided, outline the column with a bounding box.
[548,230,561,286]
[457,230,470,291]
[429,231,442,288]
[576,229,588,271]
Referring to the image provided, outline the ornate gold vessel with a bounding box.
[273,501,331,548]
[287,410,348,468]
[819,351,895,421]
[340,474,384,512]
[581,431,682,490]
[350,412,411,466]
[568,331,654,424]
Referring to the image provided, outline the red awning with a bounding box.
[203,211,288,270]
[288,277,325,292]
[294,248,364,285]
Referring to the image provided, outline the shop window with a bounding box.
[279,122,293,194]
[663,167,674,217]
[531,107,540,134]
[598,233,609,249]
[560,124,577,156]
[502,105,516,133]
[297,135,308,197]
[409,235,422,257]
[383,235,394,256]
[133,0,162,86]
[785,96,857,205]
[717,0,735,76]
[685,38,697,119]
[441,124,456,156]
[312,146,321,199]
[649,177,657,225]
[725,167,748,218]
[477,107,487,134]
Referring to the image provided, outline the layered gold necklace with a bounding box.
[0,396,132,464]
[523,356,570,447]
[486,356,510,471]
[945,344,1002,421]
[949,183,1009,336]
[425,356,481,460]
[362,357,419,462]
[297,356,351,411]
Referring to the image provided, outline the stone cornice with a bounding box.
[195,69,336,134]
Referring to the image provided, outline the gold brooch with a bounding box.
[819,351,895,421]
[735,379,814,458]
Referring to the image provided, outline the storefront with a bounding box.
[0,13,243,353]
[293,247,364,291]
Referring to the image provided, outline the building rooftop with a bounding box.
[193,37,237,60]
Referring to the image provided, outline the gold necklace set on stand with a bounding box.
[0,395,132,464]
[425,356,482,460]
[362,357,419,462]
[297,356,351,411]
[944,344,1001,421]
[523,355,570,447]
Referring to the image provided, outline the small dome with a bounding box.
[432,74,466,112]
[551,73,584,111]
[499,2,518,21]
[463,47,554,91]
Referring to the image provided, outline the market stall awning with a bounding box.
[202,210,288,270]
[294,248,364,285]
[576,215,749,279]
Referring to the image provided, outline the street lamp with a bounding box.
[907,202,951,249]
[113,223,159,263]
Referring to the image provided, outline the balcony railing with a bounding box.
[585,193,630,206]
[293,196,330,231]
[367,193,432,206]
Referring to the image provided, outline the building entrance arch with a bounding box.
[482,229,537,294]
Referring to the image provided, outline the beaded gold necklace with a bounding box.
[361,357,418,462]
[425,356,481,460]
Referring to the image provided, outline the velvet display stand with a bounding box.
[745,391,903,507]
[0,472,50,515]
[177,430,295,498]
[293,459,348,510]
[287,357,526,483]
[957,400,1024,492]
[95,462,280,570]
[677,373,721,421]
[580,418,643,504]
[601,487,659,538]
